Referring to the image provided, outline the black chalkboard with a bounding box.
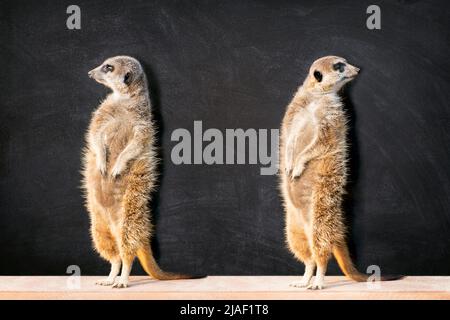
[0,0,449,276]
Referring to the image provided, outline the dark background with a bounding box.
[0,0,449,276]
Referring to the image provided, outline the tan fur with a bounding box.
[82,56,198,288]
[280,56,364,289]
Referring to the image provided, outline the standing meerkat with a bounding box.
[83,56,202,288]
[280,56,401,289]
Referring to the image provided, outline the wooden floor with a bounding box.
[0,276,449,300]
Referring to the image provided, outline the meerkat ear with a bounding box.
[313,70,323,82]
[123,72,132,85]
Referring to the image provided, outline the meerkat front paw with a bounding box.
[285,142,295,174]
[285,162,304,180]
[285,165,293,178]
[291,162,305,180]
[284,160,295,178]
[96,158,107,176]
[110,161,125,179]
[95,278,115,286]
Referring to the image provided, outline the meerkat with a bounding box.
[280,56,402,289]
[82,56,202,288]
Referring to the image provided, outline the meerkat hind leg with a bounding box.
[96,260,121,286]
[290,261,316,288]
[308,237,331,290]
[112,255,134,288]
[286,219,316,288]
[307,263,327,290]
[91,220,121,286]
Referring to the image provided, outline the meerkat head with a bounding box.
[304,56,360,94]
[88,56,146,95]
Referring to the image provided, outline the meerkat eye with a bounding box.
[102,64,114,73]
[333,62,346,73]
[313,70,323,82]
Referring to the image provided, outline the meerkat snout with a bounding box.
[343,64,360,79]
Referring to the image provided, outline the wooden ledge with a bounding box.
[0,276,449,300]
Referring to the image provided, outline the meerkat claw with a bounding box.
[110,165,122,179]
[307,280,324,290]
[112,281,128,289]
[291,165,304,179]
[306,284,323,290]
[289,280,311,288]
[97,161,107,176]
[285,167,291,175]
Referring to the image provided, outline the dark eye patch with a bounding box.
[333,62,346,72]
[102,64,114,73]
[123,72,132,85]
[313,70,323,82]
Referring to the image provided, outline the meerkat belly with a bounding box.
[287,160,319,220]
[104,119,134,169]
[95,178,126,208]
[284,105,319,170]
[94,118,134,208]
[284,103,322,221]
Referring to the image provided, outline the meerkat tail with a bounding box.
[333,245,405,282]
[137,245,206,280]
[333,245,368,282]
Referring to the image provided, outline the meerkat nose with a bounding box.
[88,70,94,78]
